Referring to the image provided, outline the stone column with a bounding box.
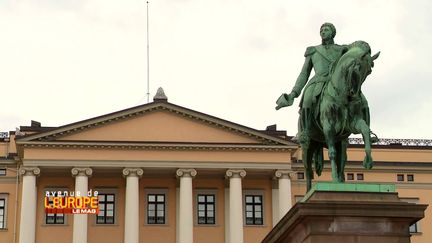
[122,168,143,243]
[18,167,40,243]
[275,170,292,221]
[225,169,246,243]
[176,169,197,243]
[224,187,230,243]
[71,167,93,243]
[271,184,279,227]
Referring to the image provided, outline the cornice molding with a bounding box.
[291,180,432,190]
[17,141,293,152]
[291,162,432,172]
[22,159,291,170]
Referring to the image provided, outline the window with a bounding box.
[297,172,304,180]
[0,169,6,176]
[409,222,418,233]
[357,173,364,181]
[147,194,165,224]
[97,194,115,224]
[197,194,215,224]
[0,198,5,229]
[45,193,65,225]
[347,173,354,180]
[245,195,263,225]
[407,174,414,182]
[397,174,404,182]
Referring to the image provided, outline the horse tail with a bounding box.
[313,145,324,176]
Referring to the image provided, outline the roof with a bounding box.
[16,98,297,150]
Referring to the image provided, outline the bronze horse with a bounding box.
[301,41,380,191]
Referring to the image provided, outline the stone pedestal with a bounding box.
[262,183,428,243]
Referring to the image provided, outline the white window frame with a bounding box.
[243,190,265,227]
[43,188,69,226]
[346,173,354,180]
[144,188,168,225]
[194,189,218,226]
[407,174,415,182]
[92,188,118,226]
[0,193,8,229]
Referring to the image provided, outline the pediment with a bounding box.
[55,110,261,144]
[17,101,294,147]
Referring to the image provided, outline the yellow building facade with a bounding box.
[0,94,431,243]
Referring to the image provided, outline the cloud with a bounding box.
[0,0,431,140]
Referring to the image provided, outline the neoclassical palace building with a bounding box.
[0,90,431,243]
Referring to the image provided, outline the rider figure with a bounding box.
[276,22,347,142]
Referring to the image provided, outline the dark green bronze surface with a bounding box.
[276,23,380,191]
[301,182,396,202]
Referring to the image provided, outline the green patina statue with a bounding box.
[276,23,380,191]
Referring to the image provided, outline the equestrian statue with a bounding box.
[276,23,380,191]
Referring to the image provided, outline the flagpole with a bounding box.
[146,1,150,103]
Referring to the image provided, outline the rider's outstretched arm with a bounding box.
[291,47,314,98]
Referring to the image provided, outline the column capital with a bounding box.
[123,168,144,178]
[176,168,197,178]
[225,169,246,179]
[71,167,93,177]
[19,166,40,177]
[275,170,292,179]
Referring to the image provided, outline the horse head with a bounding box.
[339,41,380,98]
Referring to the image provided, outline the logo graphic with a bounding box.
[44,190,99,214]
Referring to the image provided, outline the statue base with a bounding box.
[262,182,427,243]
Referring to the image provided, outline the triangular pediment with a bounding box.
[51,110,262,144]
[17,101,295,147]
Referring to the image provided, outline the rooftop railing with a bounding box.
[349,138,432,147]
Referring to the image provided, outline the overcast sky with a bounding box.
[1,0,431,139]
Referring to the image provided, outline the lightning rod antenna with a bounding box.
[146,1,150,103]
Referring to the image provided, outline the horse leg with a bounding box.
[312,143,324,176]
[302,141,314,192]
[323,124,338,182]
[336,139,348,182]
[299,108,311,144]
[361,96,379,143]
[355,119,374,169]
